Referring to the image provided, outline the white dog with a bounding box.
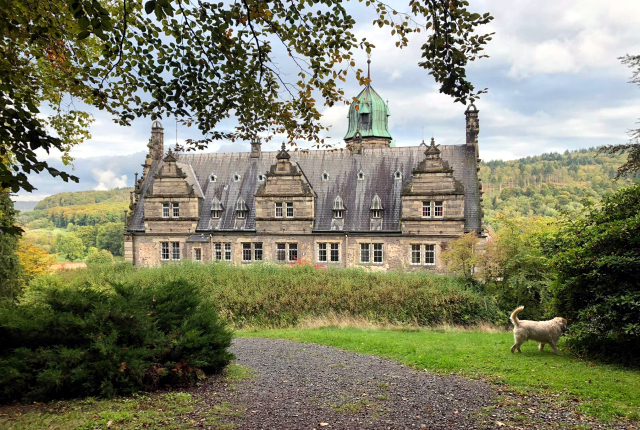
[510,306,567,355]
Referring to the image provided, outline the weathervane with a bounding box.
[367,53,371,81]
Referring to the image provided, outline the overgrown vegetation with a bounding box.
[546,184,640,367]
[0,278,233,402]
[52,262,503,328]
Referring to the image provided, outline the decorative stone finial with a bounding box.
[276,142,290,160]
[424,137,441,160]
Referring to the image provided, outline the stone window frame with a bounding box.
[162,203,170,218]
[212,210,221,219]
[236,209,246,219]
[224,243,232,261]
[394,170,403,180]
[275,202,283,218]
[172,202,180,217]
[288,243,298,262]
[240,242,263,263]
[422,201,431,218]
[275,243,297,262]
[360,243,370,264]
[409,244,436,266]
[254,243,263,261]
[286,202,294,218]
[161,242,170,260]
[318,243,327,262]
[333,209,343,219]
[371,209,382,219]
[194,248,202,262]
[425,244,436,265]
[373,243,383,264]
[318,242,340,263]
[171,242,181,260]
[410,244,422,265]
[242,243,252,262]
[330,243,340,262]
[422,201,444,218]
[213,242,232,261]
[357,170,365,181]
[321,172,329,181]
[434,201,444,218]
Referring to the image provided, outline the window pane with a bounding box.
[373,243,383,263]
[163,203,170,218]
[195,248,202,261]
[161,242,169,260]
[254,243,263,261]
[215,243,222,261]
[360,243,370,263]
[172,202,179,217]
[224,243,232,261]
[286,202,294,217]
[172,242,180,260]
[242,243,252,262]
[422,202,431,217]
[411,244,421,265]
[425,244,435,265]
[434,202,443,217]
[275,202,283,218]
[276,243,286,261]
[289,243,298,261]
[330,243,339,262]
[318,243,327,262]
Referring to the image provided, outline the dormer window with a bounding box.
[394,170,402,180]
[370,194,383,219]
[233,174,241,182]
[258,174,265,182]
[321,172,329,181]
[357,170,365,181]
[212,210,221,219]
[332,196,345,219]
[235,196,248,219]
[209,174,217,182]
[211,196,223,219]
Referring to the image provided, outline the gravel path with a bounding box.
[192,338,635,430]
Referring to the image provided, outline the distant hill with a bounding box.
[480,147,638,222]
[34,188,132,210]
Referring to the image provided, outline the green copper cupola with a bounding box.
[344,59,392,150]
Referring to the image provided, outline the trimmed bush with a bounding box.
[85,249,115,266]
[0,278,233,402]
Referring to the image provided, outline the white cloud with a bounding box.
[92,169,128,191]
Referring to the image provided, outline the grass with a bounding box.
[240,327,640,423]
[0,364,251,430]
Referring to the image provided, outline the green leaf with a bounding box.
[145,0,156,14]
[77,30,91,40]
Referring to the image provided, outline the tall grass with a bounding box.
[51,262,503,328]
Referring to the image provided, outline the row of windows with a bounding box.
[162,202,180,218]
[161,242,436,266]
[209,171,404,184]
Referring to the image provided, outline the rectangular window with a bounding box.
[318,243,327,262]
[171,242,180,260]
[215,243,222,261]
[212,210,221,218]
[411,244,421,265]
[224,243,232,261]
[162,203,170,218]
[334,210,343,219]
[286,202,294,218]
[425,244,436,265]
[371,209,382,219]
[276,243,286,262]
[194,248,202,261]
[275,202,283,218]
[237,210,246,219]
[373,243,383,264]
[330,243,339,263]
[422,201,431,218]
[288,243,298,262]
[242,243,252,262]
[360,243,370,263]
[172,202,180,217]
[161,242,169,260]
[254,243,263,261]
[434,201,443,218]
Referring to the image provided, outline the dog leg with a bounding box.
[510,343,518,354]
[539,343,545,351]
[550,342,560,355]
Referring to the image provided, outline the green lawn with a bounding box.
[240,327,640,422]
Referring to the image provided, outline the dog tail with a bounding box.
[510,306,525,327]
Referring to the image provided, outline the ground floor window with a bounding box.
[242,242,263,262]
[373,243,383,264]
[160,242,181,261]
[225,243,232,261]
[318,242,340,263]
[410,244,436,266]
[276,243,297,262]
[360,243,370,263]
[161,242,170,260]
[330,243,339,262]
[172,242,180,260]
[194,248,202,261]
[214,242,232,261]
[318,243,327,262]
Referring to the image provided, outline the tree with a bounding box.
[546,185,640,366]
[55,233,86,261]
[441,232,482,279]
[76,225,98,249]
[0,191,22,299]
[96,222,124,256]
[85,249,115,266]
[16,241,56,285]
[599,55,640,179]
[1,0,493,195]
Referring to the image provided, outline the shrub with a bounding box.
[85,249,115,266]
[546,185,640,367]
[0,278,233,402]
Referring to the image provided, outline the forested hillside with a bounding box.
[480,148,638,221]
[34,189,130,210]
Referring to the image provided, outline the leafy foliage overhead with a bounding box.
[1,0,493,194]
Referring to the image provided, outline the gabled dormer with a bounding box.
[370,193,384,231]
[400,138,465,236]
[254,143,316,234]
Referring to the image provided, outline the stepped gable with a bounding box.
[126,145,480,233]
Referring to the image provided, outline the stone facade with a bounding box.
[125,96,485,272]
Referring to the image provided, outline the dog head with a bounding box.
[554,317,568,334]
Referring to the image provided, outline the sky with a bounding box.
[14,0,640,201]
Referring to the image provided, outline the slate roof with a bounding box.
[128,146,481,233]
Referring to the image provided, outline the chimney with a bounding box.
[465,104,479,160]
[250,137,261,158]
[150,121,164,161]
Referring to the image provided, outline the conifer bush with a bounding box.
[0,278,233,402]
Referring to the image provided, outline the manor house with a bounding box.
[124,79,485,271]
